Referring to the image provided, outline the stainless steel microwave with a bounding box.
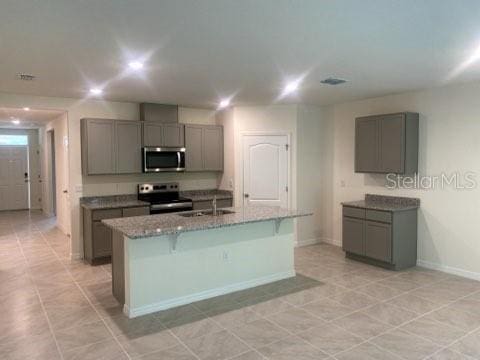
[142,147,186,172]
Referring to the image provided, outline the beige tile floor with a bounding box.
[1,210,480,360]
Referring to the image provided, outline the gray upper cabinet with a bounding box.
[203,126,223,171]
[355,117,378,173]
[143,122,163,147]
[81,118,142,175]
[142,122,184,147]
[81,118,116,175]
[185,125,204,171]
[140,103,178,123]
[185,125,223,172]
[163,124,185,147]
[355,112,418,174]
[116,121,142,174]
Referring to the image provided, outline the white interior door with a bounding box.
[243,134,289,208]
[0,146,29,211]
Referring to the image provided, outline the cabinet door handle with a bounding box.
[244,193,249,198]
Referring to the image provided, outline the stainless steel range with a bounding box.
[138,182,193,214]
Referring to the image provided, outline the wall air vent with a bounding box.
[16,73,36,81]
[320,77,347,85]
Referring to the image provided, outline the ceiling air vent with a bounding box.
[320,77,347,85]
[16,73,36,81]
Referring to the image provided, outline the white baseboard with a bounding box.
[70,252,82,260]
[320,237,342,247]
[124,270,296,318]
[295,237,321,247]
[417,259,480,281]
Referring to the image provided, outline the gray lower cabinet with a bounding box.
[81,118,143,175]
[192,198,232,210]
[365,221,392,262]
[342,205,417,270]
[185,125,223,172]
[342,217,365,256]
[142,122,185,147]
[83,206,149,264]
[355,112,418,174]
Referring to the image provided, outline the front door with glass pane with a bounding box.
[0,146,29,210]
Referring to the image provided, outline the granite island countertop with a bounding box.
[342,194,420,212]
[102,206,311,239]
[80,195,150,210]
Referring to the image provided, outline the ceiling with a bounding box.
[0,108,65,129]
[2,0,480,107]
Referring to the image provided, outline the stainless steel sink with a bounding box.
[178,209,235,217]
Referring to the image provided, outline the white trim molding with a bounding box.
[124,270,295,318]
[320,237,342,247]
[295,237,321,247]
[417,259,480,281]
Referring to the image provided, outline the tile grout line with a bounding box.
[14,222,65,360]
[291,257,480,359]
[35,224,134,360]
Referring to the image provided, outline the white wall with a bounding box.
[296,105,334,245]
[0,128,42,209]
[216,108,235,193]
[326,82,480,279]
[41,113,70,234]
[221,104,328,246]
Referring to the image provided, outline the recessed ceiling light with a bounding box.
[12,119,20,125]
[283,80,300,95]
[218,99,231,109]
[128,61,144,70]
[89,88,103,95]
[23,107,30,111]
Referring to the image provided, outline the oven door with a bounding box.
[143,147,185,172]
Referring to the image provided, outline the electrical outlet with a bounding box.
[228,179,233,189]
[340,180,346,187]
[222,251,229,261]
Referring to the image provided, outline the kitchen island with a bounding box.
[103,206,310,318]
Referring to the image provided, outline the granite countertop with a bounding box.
[80,195,150,210]
[180,189,233,202]
[342,194,420,212]
[102,206,311,239]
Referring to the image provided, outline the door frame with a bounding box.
[240,131,292,209]
[46,129,56,216]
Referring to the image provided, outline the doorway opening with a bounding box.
[0,135,29,211]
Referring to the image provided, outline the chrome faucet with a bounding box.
[212,195,217,216]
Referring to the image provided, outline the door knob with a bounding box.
[244,193,249,198]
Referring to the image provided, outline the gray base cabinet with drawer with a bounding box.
[342,206,417,270]
[83,206,149,264]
